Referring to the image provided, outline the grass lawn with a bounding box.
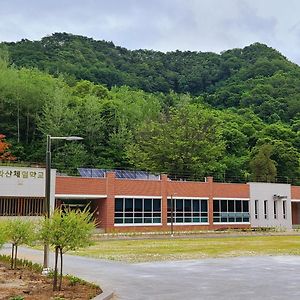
[70,235,300,263]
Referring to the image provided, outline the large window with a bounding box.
[213,199,250,223]
[114,198,161,225]
[167,199,208,223]
[0,197,45,216]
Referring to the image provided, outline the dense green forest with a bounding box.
[0,33,299,182]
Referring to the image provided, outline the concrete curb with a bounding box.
[93,290,114,300]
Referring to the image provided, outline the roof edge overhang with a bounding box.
[55,194,107,199]
[292,199,300,202]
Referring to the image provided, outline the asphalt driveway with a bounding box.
[1,245,300,299]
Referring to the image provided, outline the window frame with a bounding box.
[213,199,250,224]
[167,198,209,225]
[114,197,162,226]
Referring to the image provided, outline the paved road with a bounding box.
[1,245,300,299]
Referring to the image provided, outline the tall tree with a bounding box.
[249,144,277,182]
[127,104,225,178]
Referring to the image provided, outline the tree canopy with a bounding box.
[0,33,300,182]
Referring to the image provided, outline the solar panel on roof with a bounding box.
[78,168,106,178]
[77,168,160,180]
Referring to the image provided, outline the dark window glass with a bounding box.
[193,200,200,212]
[228,200,234,212]
[176,199,183,211]
[243,201,249,212]
[144,199,152,211]
[201,200,208,212]
[115,199,123,212]
[213,200,219,212]
[135,199,142,211]
[125,198,133,212]
[153,199,161,211]
[221,200,227,212]
[236,200,241,212]
[184,200,192,211]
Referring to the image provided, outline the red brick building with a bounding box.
[55,171,300,232]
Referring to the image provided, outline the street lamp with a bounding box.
[43,135,83,270]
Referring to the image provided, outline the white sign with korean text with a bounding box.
[0,166,55,198]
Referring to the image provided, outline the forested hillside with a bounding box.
[0,33,299,182]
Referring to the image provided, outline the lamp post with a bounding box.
[43,135,83,270]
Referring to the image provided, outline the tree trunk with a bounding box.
[53,246,59,291]
[59,247,63,291]
[10,244,14,269]
[17,101,20,143]
[14,244,18,269]
[26,111,29,144]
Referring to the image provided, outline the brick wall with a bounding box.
[57,174,299,232]
[291,186,300,200]
[56,176,106,195]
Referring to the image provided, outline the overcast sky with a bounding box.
[1,0,300,64]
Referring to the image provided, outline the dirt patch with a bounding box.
[0,262,102,300]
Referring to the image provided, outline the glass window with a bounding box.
[228,200,234,212]
[115,199,123,212]
[176,199,183,212]
[201,200,208,212]
[264,200,268,219]
[221,200,227,212]
[213,200,219,212]
[193,200,200,212]
[184,200,192,212]
[283,201,286,219]
[255,200,259,219]
[168,199,208,224]
[274,201,277,219]
[235,201,241,212]
[125,198,133,212]
[144,199,152,212]
[213,199,250,223]
[135,199,142,211]
[153,199,161,211]
[114,198,161,225]
[243,201,249,212]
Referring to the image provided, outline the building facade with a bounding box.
[0,166,55,219]
[1,166,300,232]
[55,171,300,232]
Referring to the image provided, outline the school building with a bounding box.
[1,166,300,232]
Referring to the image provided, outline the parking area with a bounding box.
[1,245,300,299]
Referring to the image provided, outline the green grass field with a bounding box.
[70,235,300,263]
